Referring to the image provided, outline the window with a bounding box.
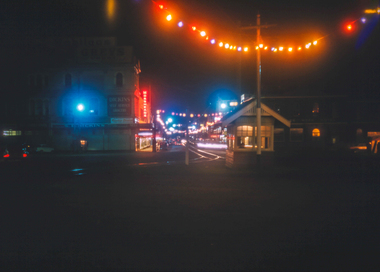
[3,130,22,136]
[237,126,253,148]
[255,126,271,137]
[312,128,321,137]
[274,128,285,142]
[255,126,271,149]
[290,128,303,142]
[116,73,123,87]
[65,73,72,87]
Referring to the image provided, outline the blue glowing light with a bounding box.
[77,104,85,111]
[178,21,183,27]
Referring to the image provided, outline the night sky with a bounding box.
[1,0,379,113]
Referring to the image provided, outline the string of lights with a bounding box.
[157,110,226,118]
[151,1,379,53]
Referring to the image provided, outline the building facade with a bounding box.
[0,37,153,151]
[218,95,380,165]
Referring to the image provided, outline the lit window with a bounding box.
[3,130,22,136]
[312,128,321,137]
[237,126,253,148]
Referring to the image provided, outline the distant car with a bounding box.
[35,144,54,153]
[2,144,29,162]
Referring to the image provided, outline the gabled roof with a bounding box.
[221,99,291,127]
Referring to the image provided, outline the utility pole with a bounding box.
[151,84,157,152]
[241,14,275,168]
[185,108,189,165]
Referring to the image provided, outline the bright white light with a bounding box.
[168,118,173,123]
[178,21,183,27]
[237,47,242,51]
[361,18,366,23]
[197,143,227,149]
[211,39,216,44]
[221,103,227,109]
[77,104,84,111]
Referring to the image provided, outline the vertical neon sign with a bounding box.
[143,90,147,118]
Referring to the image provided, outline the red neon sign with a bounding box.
[143,90,147,118]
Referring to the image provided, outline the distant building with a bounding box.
[0,37,153,151]
[219,95,380,167]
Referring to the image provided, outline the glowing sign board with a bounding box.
[143,90,148,118]
[108,95,131,117]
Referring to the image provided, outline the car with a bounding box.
[35,144,54,153]
[2,144,29,162]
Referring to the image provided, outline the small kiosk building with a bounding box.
[221,99,291,168]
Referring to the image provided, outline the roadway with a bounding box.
[1,146,379,271]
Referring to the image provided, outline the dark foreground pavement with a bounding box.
[1,151,379,271]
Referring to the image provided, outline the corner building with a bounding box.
[24,37,152,151]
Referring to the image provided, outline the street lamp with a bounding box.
[77,103,85,112]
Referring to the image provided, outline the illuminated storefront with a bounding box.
[136,131,153,151]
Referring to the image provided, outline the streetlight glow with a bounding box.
[200,31,206,37]
[166,14,172,21]
[77,104,85,112]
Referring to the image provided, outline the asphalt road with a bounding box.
[1,147,379,271]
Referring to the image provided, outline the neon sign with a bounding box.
[143,90,147,118]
